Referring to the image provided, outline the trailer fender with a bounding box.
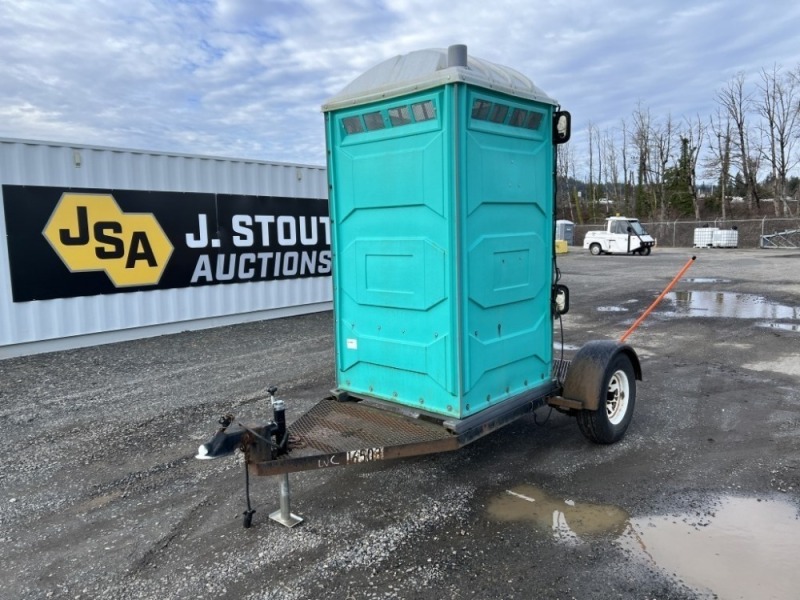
[561,340,642,411]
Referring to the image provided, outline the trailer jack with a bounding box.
[241,458,303,529]
[268,473,303,528]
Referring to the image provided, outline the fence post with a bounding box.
[673,219,678,247]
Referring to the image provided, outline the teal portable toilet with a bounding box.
[323,45,560,420]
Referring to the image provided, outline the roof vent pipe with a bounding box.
[447,44,468,68]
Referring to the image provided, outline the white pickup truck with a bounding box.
[583,217,656,255]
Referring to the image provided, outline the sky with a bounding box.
[2,0,800,177]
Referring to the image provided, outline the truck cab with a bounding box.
[583,217,655,255]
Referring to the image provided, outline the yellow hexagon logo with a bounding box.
[42,193,173,287]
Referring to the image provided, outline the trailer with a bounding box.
[196,45,642,528]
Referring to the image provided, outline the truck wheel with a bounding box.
[577,353,636,444]
[589,243,602,256]
[642,246,651,256]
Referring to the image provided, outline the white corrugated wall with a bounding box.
[0,138,332,358]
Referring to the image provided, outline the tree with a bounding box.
[602,128,621,209]
[630,103,652,218]
[757,64,799,216]
[587,122,597,220]
[706,108,733,219]
[664,137,695,217]
[651,115,674,220]
[717,73,760,209]
[556,142,579,223]
[620,118,631,213]
[679,115,706,219]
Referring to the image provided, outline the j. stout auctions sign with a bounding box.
[2,185,330,302]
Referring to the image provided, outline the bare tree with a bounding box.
[757,64,799,216]
[566,144,582,224]
[631,103,652,218]
[650,114,674,220]
[587,122,597,220]
[602,128,620,208]
[620,118,631,213]
[595,124,604,213]
[706,108,733,219]
[556,142,577,222]
[681,115,706,219]
[717,73,759,209]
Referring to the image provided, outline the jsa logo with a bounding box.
[43,193,173,287]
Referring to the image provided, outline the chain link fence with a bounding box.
[572,218,800,249]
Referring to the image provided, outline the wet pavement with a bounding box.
[623,496,800,600]
[488,483,800,600]
[1,247,799,599]
[662,290,799,320]
[488,484,630,540]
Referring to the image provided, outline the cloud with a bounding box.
[1,0,800,172]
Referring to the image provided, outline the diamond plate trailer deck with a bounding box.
[250,377,562,478]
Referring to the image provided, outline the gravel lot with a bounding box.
[1,247,799,600]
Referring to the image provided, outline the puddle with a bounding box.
[487,485,629,541]
[663,291,800,320]
[743,354,800,377]
[596,306,629,313]
[488,487,800,600]
[757,321,800,332]
[623,497,800,600]
[553,342,581,351]
[682,277,732,283]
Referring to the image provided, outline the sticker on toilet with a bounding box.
[346,338,358,350]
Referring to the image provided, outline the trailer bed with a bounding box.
[248,397,458,476]
[247,370,565,477]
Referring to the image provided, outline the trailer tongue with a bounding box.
[196,45,642,529]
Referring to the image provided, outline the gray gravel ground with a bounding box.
[1,247,799,600]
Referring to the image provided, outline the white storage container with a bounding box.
[712,229,739,248]
[693,227,718,247]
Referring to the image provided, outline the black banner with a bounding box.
[2,185,330,302]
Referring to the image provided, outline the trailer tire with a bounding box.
[589,243,602,256]
[577,353,636,444]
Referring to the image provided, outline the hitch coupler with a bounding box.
[195,387,290,461]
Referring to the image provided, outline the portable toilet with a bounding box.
[322,45,562,420]
[556,220,575,245]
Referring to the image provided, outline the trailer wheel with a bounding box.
[577,353,636,444]
[589,243,602,256]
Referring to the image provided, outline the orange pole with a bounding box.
[619,255,696,343]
